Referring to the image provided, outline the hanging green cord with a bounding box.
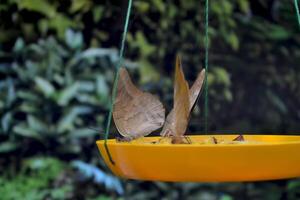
[294,0,300,28]
[204,0,209,134]
[104,0,133,165]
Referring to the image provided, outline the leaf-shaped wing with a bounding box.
[113,68,165,139]
[173,56,190,140]
[189,69,205,109]
[160,65,205,138]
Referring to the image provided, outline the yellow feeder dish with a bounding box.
[97,135,300,182]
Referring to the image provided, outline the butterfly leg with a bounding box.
[116,136,134,142]
[184,136,192,144]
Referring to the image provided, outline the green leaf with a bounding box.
[48,13,77,38]
[76,94,100,105]
[151,0,165,12]
[13,38,25,52]
[138,61,160,84]
[288,179,300,190]
[65,29,83,50]
[19,102,37,113]
[70,0,91,13]
[135,31,156,57]
[96,75,109,104]
[227,32,239,51]
[220,194,233,200]
[78,81,94,92]
[27,115,47,133]
[38,19,49,35]
[134,1,150,13]
[266,90,288,114]
[35,77,55,97]
[57,143,81,154]
[6,78,16,106]
[79,48,118,62]
[237,0,250,13]
[213,67,231,86]
[57,110,78,133]
[92,6,104,22]
[266,24,292,40]
[224,89,233,102]
[16,0,56,17]
[17,90,39,102]
[71,128,98,138]
[91,196,112,200]
[1,112,12,133]
[57,106,92,133]
[0,141,18,153]
[57,83,79,106]
[13,124,41,139]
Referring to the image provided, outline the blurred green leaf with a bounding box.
[1,112,12,133]
[134,31,156,57]
[288,179,300,190]
[57,106,92,133]
[13,124,41,139]
[27,115,48,133]
[17,91,40,102]
[220,194,233,200]
[237,0,250,13]
[13,38,25,53]
[224,89,233,102]
[0,141,18,153]
[6,78,16,106]
[93,6,104,22]
[139,61,160,84]
[227,32,239,50]
[57,83,80,106]
[71,128,98,138]
[266,24,292,40]
[70,0,91,13]
[89,196,112,200]
[65,29,83,50]
[134,1,150,13]
[96,75,109,104]
[35,77,55,97]
[48,14,77,38]
[267,90,288,114]
[213,67,231,86]
[15,0,56,17]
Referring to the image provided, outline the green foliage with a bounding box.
[0,157,66,200]
[288,179,300,199]
[0,157,114,200]
[0,33,125,155]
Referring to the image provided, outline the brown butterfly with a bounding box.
[113,56,205,143]
[160,57,206,143]
[113,68,165,140]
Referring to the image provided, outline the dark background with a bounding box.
[1,0,300,199]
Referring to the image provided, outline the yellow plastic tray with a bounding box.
[96,135,300,182]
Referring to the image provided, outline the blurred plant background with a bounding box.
[1,0,300,199]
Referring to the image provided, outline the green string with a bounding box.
[204,0,209,134]
[294,0,300,28]
[104,0,133,165]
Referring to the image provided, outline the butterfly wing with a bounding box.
[160,65,206,138]
[173,56,190,140]
[189,69,205,109]
[113,68,165,139]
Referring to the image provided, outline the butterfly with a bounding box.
[112,56,205,143]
